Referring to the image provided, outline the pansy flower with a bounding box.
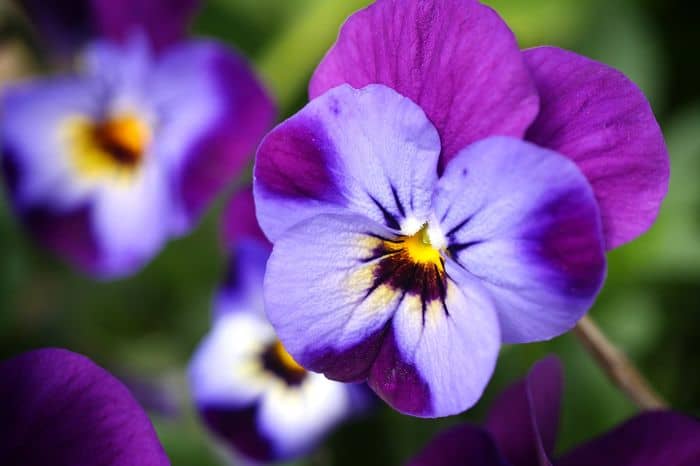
[16,0,200,57]
[188,188,367,463]
[408,356,700,466]
[253,0,668,417]
[0,348,170,466]
[1,33,274,278]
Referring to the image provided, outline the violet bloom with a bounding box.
[16,0,199,56]
[0,348,170,466]
[188,189,366,463]
[253,0,669,417]
[408,357,700,466]
[1,34,274,278]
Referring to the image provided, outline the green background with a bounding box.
[0,0,699,464]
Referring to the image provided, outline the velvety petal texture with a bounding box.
[434,137,606,343]
[524,46,669,249]
[407,424,508,466]
[255,84,440,240]
[557,411,700,466]
[310,0,539,170]
[1,36,272,278]
[0,348,169,466]
[485,356,563,466]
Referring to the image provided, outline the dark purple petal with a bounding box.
[0,348,169,466]
[524,46,670,250]
[17,0,93,56]
[220,186,270,250]
[310,0,539,171]
[485,356,563,466]
[557,411,700,466]
[407,424,509,466]
[153,41,274,232]
[91,0,200,53]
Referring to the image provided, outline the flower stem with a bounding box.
[574,315,667,410]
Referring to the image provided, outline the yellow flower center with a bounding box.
[403,223,443,269]
[270,340,305,373]
[63,113,151,182]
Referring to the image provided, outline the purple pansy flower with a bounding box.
[1,34,274,278]
[16,0,200,56]
[0,348,170,466]
[188,188,366,463]
[408,356,700,466]
[253,0,668,417]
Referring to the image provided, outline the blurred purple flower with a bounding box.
[188,188,368,464]
[1,35,274,278]
[16,0,199,56]
[253,0,668,418]
[0,348,170,466]
[408,356,700,466]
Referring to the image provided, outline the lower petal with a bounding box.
[434,137,606,343]
[524,46,669,249]
[264,214,406,382]
[369,262,500,417]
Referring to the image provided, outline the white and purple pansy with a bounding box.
[253,0,669,418]
[0,348,170,466]
[1,34,274,278]
[408,356,700,466]
[188,189,367,464]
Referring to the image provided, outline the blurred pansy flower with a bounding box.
[253,0,668,417]
[408,356,700,466]
[16,0,200,57]
[188,189,367,464]
[1,35,274,278]
[0,348,170,466]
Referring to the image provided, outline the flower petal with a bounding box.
[215,239,270,321]
[485,356,563,466]
[150,41,274,233]
[369,261,499,417]
[256,373,352,461]
[407,424,509,466]
[264,213,401,382]
[557,411,700,466]
[254,84,440,240]
[220,186,270,249]
[309,0,539,171]
[434,137,606,343]
[0,348,169,466]
[16,0,93,56]
[524,46,670,250]
[91,0,200,53]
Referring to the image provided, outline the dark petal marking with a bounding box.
[256,116,343,203]
[391,184,406,218]
[369,325,432,416]
[303,323,390,383]
[260,342,307,387]
[368,194,401,230]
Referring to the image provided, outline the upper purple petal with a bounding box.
[91,0,200,53]
[254,84,440,241]
[524,46,670,250]
[0,348,169,466]
[434,137,606,343]
[17,0,94,56]
[151,41,275,233]
[309,0,539,171]
[407,424,509,466]
[557,411,700,466]
[486,356,563,466]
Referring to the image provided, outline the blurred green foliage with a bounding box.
[1,0,699,465]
